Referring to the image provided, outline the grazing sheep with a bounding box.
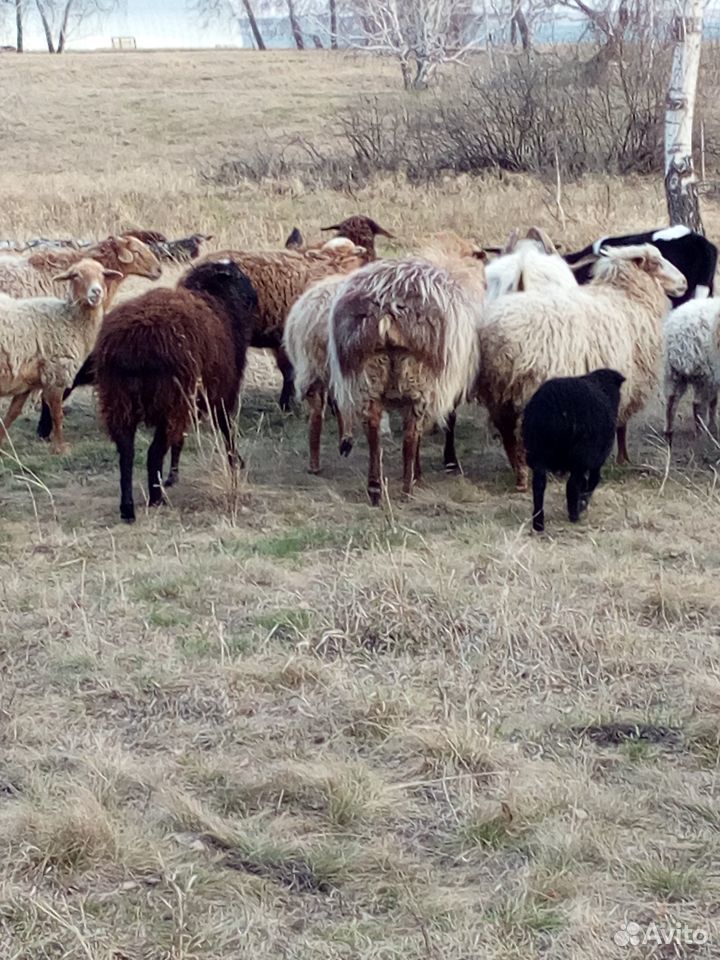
[205,237,368,411]
[283,274,353,474]
[0,259,120,453]
[95,259,256,523]
[522,368,625,532]
[476,244,687,491]
[285,215,394,260]
[329,236,486,504]
[663,298,720,446]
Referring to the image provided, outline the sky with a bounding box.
[1,0,247,50]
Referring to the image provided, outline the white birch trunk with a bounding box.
[665,0,705,233]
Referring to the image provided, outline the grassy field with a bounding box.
[1,50,720,960]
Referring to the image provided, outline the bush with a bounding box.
[206,48,689,188]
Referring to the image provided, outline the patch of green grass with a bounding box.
[147,606,193,629]
[456,810,521,852]
[634,861,705,901]
[619,738,660,763]
[254,608,312,642]
[135,576,193,603]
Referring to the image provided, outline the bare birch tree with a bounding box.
[345,0,485,90]
[665,0,705,232]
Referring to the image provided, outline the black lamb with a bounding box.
[522,368,625,532]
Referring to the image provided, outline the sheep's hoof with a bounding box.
[308,465,322,475]
[664,431,673,448]
[516,482,528,493]
[532,523,545,534]
[149,494,167,509]
[164,471,179,488]
[51,442,70,456]
[368,485,382,506]
[339,437,353,457]
[444,461,461,474]
[120,505,136,523]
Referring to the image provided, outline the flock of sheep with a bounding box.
[0,215,718,531]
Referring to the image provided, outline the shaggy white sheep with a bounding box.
[328,234,486,503]
[476,243,687,490]
[0,259,119,453]
[663,298,720,445]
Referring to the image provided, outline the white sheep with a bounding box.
[485,227,576,302]
[663,298,720,445]
[476,244,687,490]
[0,259,120,453]
[328,234,486,503]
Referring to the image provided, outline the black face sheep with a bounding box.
[94,259,257,523]
[522,368,626,533]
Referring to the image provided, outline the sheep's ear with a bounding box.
[526,226,557,255]
[321,223,341,232]
[472,248,488,262]
[502,229,519,254]
[52,268,79,282]
[201,234,214,242]
[117,241,135,264]
[285,227,304,249]
[367,219,394,238]
[103,268,123,279]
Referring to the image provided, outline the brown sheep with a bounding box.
[205,237,367,410]
[285,214,394,261]
[95,259,257,523]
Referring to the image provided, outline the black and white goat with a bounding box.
[564,226,717,307]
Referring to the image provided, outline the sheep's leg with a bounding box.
[531,468,547,533]
[37,355,95,440]
[496,405,527,491]
[401,413,421,497]
[147,423,169,508]
[307,386,325,474]
[165,440,184,487]
[664,392,682,447]
[117,432,136,523]
[693,400,705,438]
[709,394,718,437]
[336,404,353,458]
[275,346,295,412]
[0,392,31,444]
[566,471,584,523]
[216,405,245,471]
[364,399,384,506]
[580,468,601,513]
[443,409,460,473]
[616,424,630,465]
[414,437,422,484]
[43,387,68,455]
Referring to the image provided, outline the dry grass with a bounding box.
[1,50,719,960]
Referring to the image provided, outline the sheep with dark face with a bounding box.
[522,368,625,532]
[95,259,256,523]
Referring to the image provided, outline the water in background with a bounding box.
[2,0,720,52]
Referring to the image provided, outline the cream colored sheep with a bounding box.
[283,274,352,474]
[0,259,119,453]
[485,227,576,301]
[476,243,687,490]
[328,235,486,503]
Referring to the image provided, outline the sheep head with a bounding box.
[599,243,687,297]
[115,236,163,280]
[53,258,121,307]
